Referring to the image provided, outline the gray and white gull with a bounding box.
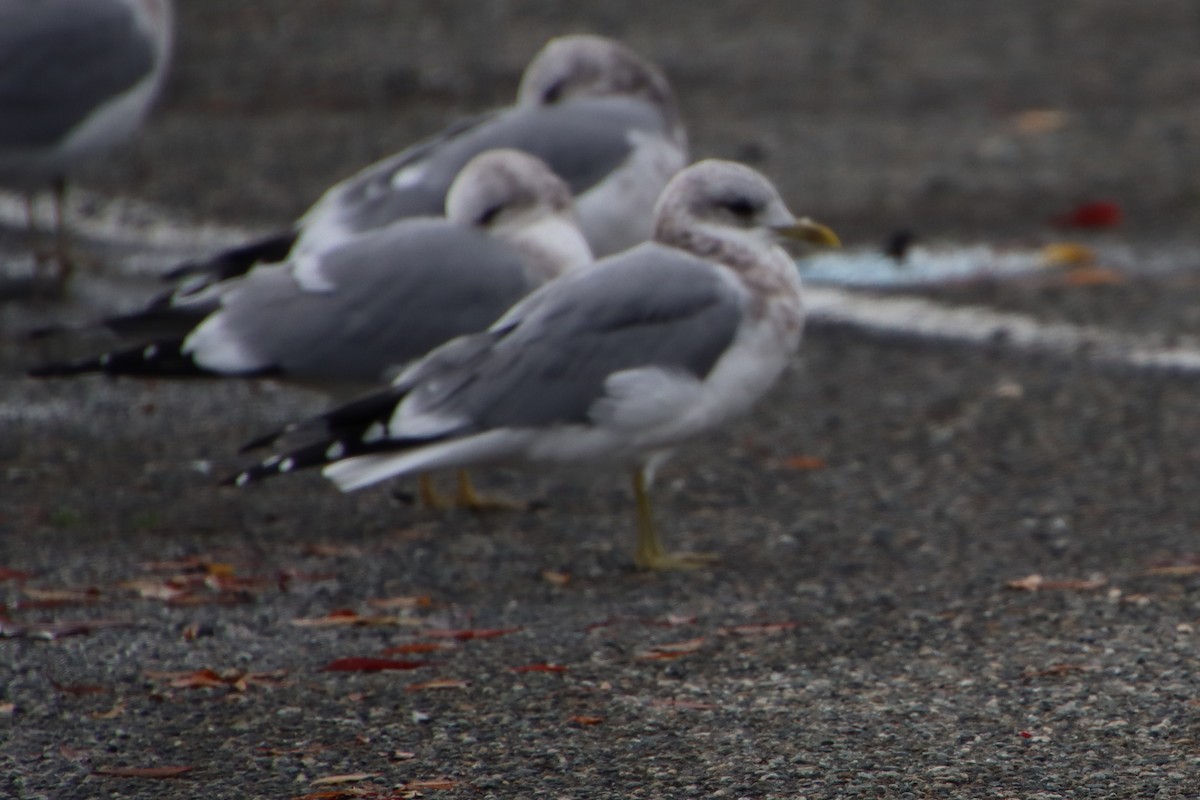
[164,34,686,299]
[0,0,173,279]
[227,160,840,570]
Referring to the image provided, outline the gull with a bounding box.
[226,160,840,570]
[29,149,592,388]
[164,34,686,301]
[0,0,174,285]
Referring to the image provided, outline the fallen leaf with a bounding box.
[1051,199,1123,229]
[0,567,31,582]
[1013,108,1070,135]
[1143,564,1200,577]
[1006,574,1108,591]
[637,637,705,660]
[20,586,101,606]
[48,678,107,696]
[405,678,469,692]
[320,657,428,673]
[781,455,827,471]
[365,595,432,610]
[90,705,126,724]
[718,621,799,636]
[293,609,418,628]
[381,642,455,655]
[402,778,459,790]
[311,773,377,787]
[93,765,192,779]
[652,614,697,628]
[0,618,132,640]
[1039,242,1096,268]
[422,626,522,641]
[1022,663,1092,683]
[147,668,288,691]
[1057,267,1126,287]
[0,702,14,715]
[568,715,604,726]
[540,569,572,587]
[511,663,568,673]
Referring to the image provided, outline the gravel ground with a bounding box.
[4,3,1200,799]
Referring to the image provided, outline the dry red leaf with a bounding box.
[1006,574,1107,591]
[0,702,14,716]
[0,567,31,582]
[637,637,705,660]
[93,765,193,779]
[405,678,469,692]
[511,663,569,673]
[302,543,364,558]
[20,586,101,606]
[422,626,522,641]
[320,657,428,673]
[294,609,418,628]
[781,455,827,471]
[147,668,288,691]
[381,642,455,655]
[365,595,432,610]
[1051,199,1123,229]
[1144,564,1200,577]
[568,715,604,726]
[718,621,799,636]
[1022,663,1091,683]
[48,678,107,696]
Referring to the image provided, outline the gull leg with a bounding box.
[49,177,75,287]
[454,470,527,512]
[631,468,717,571]
[417,473,453,510]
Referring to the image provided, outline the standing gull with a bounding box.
[0,0,174,284]
[29,149,592,388]
[165,34,686,298]
[227,160,840,570]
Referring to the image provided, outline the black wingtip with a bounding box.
[163,231,298,283]
[28,339,214,379]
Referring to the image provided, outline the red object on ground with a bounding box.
[1051,200,1123,229]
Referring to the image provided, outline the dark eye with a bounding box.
[542,80,565,104]
[724,197,757,218]
[478,204,503,226]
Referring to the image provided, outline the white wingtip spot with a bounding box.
[235,473,250,487]
[100,353,112,366]
[362,421,387,444]
[279,458,295,473]
[143,344,159,359]
[325,441,346,460]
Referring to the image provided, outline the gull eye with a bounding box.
[477,204,504,226]
[542,79,566,104]
[724,197,757,219]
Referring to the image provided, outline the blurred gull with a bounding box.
[166,34,686,299]
[30,149,592,388]
[0,0,174,283]
[227,160,840,571]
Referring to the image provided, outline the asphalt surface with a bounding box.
[4,3,1200,798]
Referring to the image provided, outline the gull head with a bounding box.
[518,35,678,118]
[445,149,593,281]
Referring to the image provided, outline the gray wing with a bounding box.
[309,96,669,238]
[404,243,747,431]
[0,0,157,148]
[198,219,537,384]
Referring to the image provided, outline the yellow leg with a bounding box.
[417,471,525,512]
[631,468,717,571]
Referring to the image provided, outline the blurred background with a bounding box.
[77,0,1200,243]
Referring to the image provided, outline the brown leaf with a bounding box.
[20,586,101,606]
[48,678,107,696]
[511,663,568,673]
[1143,564,1200,577]
[1006,574,1107,591]
[301,543,364,558]
[422,626,522,641]
[781,455,827,471]
[1012,108,1070,135]
[637,637,705,660]
[0,702,14,715]
[93,765,193,779]
[365,595,432,610]
[568,715,605,726]
[1022,663,1092,683]
[320,657,428,673]
[405,678,469,692]
[718,621,799,636]
[540,569,572,587]
[90,705,126,724]
[310,773,377,787]
[0,567,31,582]
[293,609,418,628]
[147,668,288,691]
